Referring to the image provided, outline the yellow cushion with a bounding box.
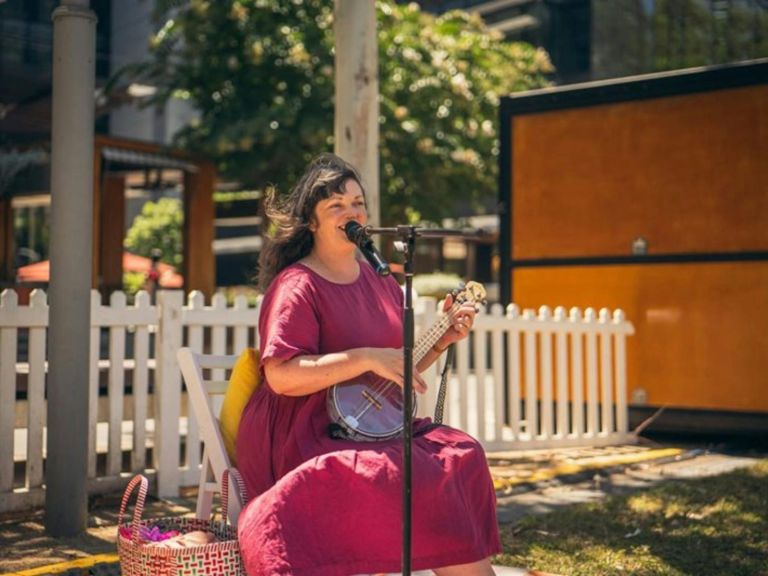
[220,348,260,465]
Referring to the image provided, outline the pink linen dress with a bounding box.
[236,262,501,576]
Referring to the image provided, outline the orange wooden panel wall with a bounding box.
[513,262,768,413]
[511,85,768,259]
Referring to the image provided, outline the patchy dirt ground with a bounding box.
[0,487,198,574]
[2,439,764,575]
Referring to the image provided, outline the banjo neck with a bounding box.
[413,312,454,363]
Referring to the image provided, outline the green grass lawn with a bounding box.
[493,459,768,576]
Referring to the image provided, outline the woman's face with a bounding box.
[310,178,367,253]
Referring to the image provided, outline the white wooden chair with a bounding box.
[179,347,438,575]
[177,347,247,525]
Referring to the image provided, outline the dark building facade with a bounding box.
[411,0,768,84]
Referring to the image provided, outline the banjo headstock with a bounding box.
[453,281,487,307]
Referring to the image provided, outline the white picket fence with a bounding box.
[0,288,634,513]
[424,303,636,452]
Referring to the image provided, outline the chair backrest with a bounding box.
[177,347,247,525]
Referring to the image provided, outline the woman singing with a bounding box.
[236,153,501,575]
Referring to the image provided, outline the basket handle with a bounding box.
[117,474,149,543]
[220,468,249,527]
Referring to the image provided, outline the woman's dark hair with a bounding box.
[257,153,364,292]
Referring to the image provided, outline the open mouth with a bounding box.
[338,225,353,241]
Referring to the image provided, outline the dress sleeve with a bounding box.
[258,273,320,365]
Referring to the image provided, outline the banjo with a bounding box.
[326,281,487,441]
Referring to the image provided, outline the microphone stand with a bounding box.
[364,225,486,576]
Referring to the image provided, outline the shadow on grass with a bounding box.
[495,461,768,576]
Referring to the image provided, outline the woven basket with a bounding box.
[117,470,246,576]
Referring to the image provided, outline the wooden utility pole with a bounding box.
[334,0,380,225]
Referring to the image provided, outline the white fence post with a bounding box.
[538,305,554,440]
[554,306,569,438]
[522,308,538,439]
[155,290,184,498]
[25,290,47,490]
[87,291,100,479]
[599,308,615,436]
[489,303,505,443]
[0,290,20,494]
[614,309,630,434]
[232,295,250,354]
[131,291,153,473]
[584,307,599,438]
[569,307,585,437]
[506,303,522,439]
[107,291,127,477]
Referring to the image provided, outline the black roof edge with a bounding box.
[500,58,768,116]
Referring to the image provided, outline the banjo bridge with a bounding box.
[362,390,383,410]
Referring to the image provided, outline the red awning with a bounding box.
[16,252,183,288]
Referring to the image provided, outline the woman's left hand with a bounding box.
[435,293,477,350]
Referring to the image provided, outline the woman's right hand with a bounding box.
[362,347,428,394]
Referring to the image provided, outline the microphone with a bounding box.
[344,221,391,277]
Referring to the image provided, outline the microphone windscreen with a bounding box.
[344,221,366,244]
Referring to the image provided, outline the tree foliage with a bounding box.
[132,0,552,224]
[124,198,184,268]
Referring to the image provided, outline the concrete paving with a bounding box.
[495,451,760,524]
